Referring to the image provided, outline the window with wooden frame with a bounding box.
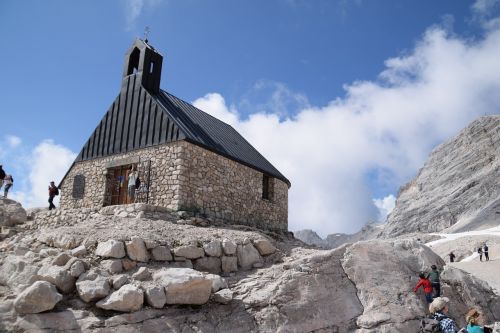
[262,174,274,201]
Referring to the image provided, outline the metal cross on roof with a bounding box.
[144,26,151,43]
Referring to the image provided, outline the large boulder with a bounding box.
[222,239,237,255]
[145,286,167,308]
[253,239,277,256]
[194,257,221,274]
[173,245,205,259]
[203,240,222,257]
[36,264,76,293]
[153,268,212,305]
[221,256,238,273]
[151,245,173,261]
[76,274,111,302]
[95,240,126,258]
[0,255,40,290]
[96,284,144,312]
[0,198,27,226]
[125,237,149,262]
[237,243,263,270]
[14,281,62,314]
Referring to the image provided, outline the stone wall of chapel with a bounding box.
[60,141,288,232]
[178,143,288,232]
[59,143,183,210]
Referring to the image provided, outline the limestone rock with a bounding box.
[70,245,87,257]
[0,255,40,290]
[52,252,71,266]
[126,236,149,262]
[173,245,204,259]
[0,198,27,227]
[213,289,233,304]
[253,239,276,256]
[14,281,62,314]
[237,243,263,270]
[122,258,137,271]
[222,239,237,255]
[206,273,228,292]
[36,264,76,293]
[96,284,144,312]
[382,116,500,236]
[132,267,151,281]
[152,268,212,305]
[145,286,167,308]
[101,259,123,274]
[221,256,238,273]
[112,275,129,290]
[194,256,221,274]
[151,245,173,261]
[95,240,125,258]
[70,261,86,278]
[203,240,222,257]
[76,275,110,302]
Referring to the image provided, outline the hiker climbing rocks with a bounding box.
[3,174,13,198]
[428,265,441,297]
[429,297,458,333]
[414,272,433,304]
[483,244,489,262]
[48,181,59,210]
[464,308,487,333]
[478,247,483,262]
[448,252,456,263]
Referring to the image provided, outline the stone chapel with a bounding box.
[59,39,290,232]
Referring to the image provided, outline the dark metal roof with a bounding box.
[155,91,290,186]
[74,76,290,186]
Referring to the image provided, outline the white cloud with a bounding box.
[472,0,500,15]
[373,195,396,223]
[6,135,22,148]
[193,21,500,236]
[124,0,163,31]
[10,140,76,208]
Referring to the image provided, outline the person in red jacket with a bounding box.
[414,272,433,304]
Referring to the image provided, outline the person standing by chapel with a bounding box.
[48,181,59,210]
[127,166,138,203]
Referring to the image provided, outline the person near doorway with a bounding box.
[127,166,138,203]
[48,181,59,210]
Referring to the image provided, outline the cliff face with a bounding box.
[382,115,500,237]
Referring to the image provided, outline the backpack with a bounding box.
[135,177,141,189]
[54,187,60,196]
[419,316,443,332]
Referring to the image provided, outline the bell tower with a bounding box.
[122,39,163,94]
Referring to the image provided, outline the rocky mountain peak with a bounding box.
[381,115,500,237]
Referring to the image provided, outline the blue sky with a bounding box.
[1,0,500,236]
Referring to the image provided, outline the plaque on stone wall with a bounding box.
[72,174,85,199]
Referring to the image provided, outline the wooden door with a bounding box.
[108,165,131,206]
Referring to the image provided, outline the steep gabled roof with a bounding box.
[155,91,290,186]
[73,76,290,186]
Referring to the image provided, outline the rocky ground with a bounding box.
[1,198,500,332]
